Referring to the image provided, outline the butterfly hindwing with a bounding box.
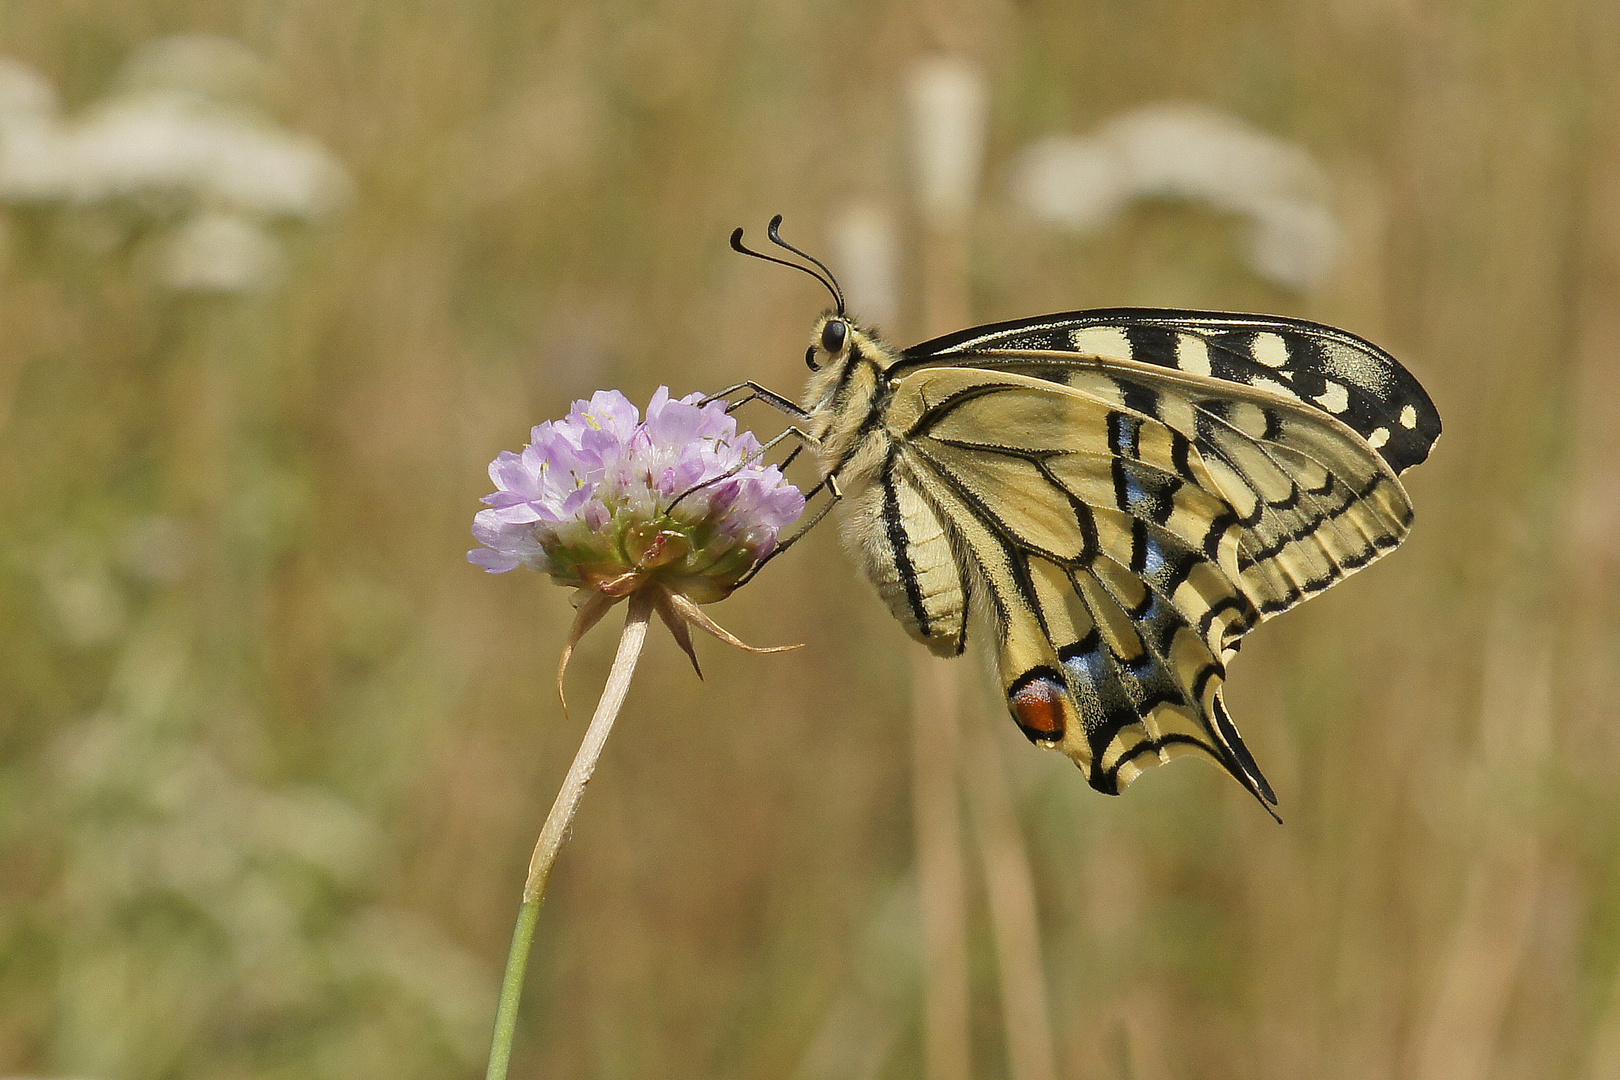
[885,367,1278,803]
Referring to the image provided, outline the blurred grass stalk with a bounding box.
[1414,618,1552,1080]
[905,55,1057,1080]
[907,54,980,1080]
[485,593,653,1080]
[910,648,972,1080]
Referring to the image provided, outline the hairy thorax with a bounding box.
[801,327,970,657]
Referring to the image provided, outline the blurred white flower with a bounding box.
[112,33,269,105]
[1012,134,1131,233]
[60,93,348,217]
[0,58,59,120]
[157,210,283,292]
[0,58,65,199]
[0,36,350,292]
[1244,194,1341,295]
[1012,102,1343,291]
[1103,103,1327,212]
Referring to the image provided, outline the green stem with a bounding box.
[485,591,654,1080]
[486,896,542,1080]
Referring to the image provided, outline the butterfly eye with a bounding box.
[804,346,821,371]
[821,319,848,354]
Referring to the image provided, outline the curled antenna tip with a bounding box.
[730,216,846,315]
[765,216,845,315]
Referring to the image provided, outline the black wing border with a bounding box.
[890,307,1441,475]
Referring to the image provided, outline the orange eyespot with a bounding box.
[1010,675,1068,742]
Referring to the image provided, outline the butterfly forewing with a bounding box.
[899,309,1441,476]
[901,324,1424,620]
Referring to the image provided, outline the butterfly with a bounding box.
[718,217,1440,814]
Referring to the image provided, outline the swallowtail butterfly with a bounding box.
[721,218,1440,813]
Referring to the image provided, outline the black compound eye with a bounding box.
[820,319,847,354]
[804,345,821,371]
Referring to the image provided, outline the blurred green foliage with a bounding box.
[1,1,1618,1079]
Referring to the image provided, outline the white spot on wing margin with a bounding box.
[1251,332,1290,368]
[1313,380,1350,413]
[1071,326,1133,359]
[1175,333,1212,377]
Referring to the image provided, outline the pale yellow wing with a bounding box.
[878,365,1416,805]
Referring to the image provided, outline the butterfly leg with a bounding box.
[701,381,812,420]
[667,425,822,515]
[733,475,842,586]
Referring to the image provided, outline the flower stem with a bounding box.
[485,591,654,1080]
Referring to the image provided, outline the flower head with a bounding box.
[470,387,804,604]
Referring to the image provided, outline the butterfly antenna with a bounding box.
[765,215,845,315]
[729,217,845,315]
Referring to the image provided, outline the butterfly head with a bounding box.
[731,217,862,375]
[799,312,903,436]
[805,312,849,371]
[805,312,897,380]
[728,217,899,417]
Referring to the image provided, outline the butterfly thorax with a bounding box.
[800,315,903,486]
[800,315,975,660]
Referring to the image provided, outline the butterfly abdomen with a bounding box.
[802,328,972,657]
[839,443,971,658]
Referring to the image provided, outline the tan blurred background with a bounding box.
[2,1,1618,1078]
